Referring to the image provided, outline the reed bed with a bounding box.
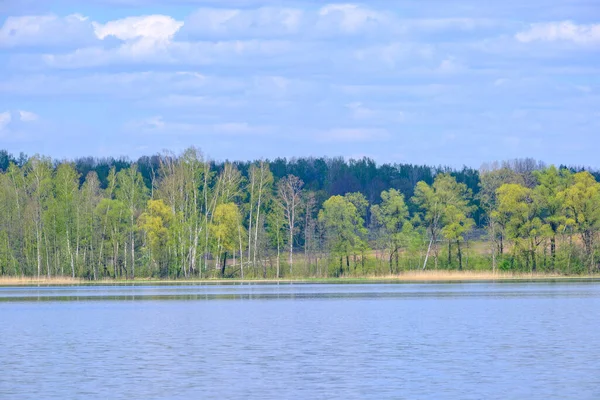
[0,276,84,286]
[0,271,596,286]
[370,270,568,281]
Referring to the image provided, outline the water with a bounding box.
[1,282,599,399]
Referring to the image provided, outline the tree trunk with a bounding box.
[36,223,42,280]
[131,218,136,279]
[277,240,280,279]
[221,252,227,277]
[276,235,280,279]
[457,240,462,271]
[254,166,264,270]
[423,237,433,270]
[67,228,75,278]
[238,224,244,279]
[289,227,293,276]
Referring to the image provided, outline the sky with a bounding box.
[1,0,599,168]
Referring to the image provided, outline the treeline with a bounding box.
[0,148,599,279]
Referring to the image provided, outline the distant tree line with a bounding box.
[0,148,599,279]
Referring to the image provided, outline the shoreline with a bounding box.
[1,271,599,286]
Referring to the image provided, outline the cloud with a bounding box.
[354,42,435,68]
[516,21,600,44]
[213,122,271,135]
[0,110,38,130]
[406,18,496,32]
[19,110,39,121]
[181,6,494,39]
[3,6,508,70]
[346,102,375,119]
[92,15,184,41]
[128,115,191,132]
[318,4,389,34]
[0,111,11,131]
[127,116,272,136]
[150,94,246,109]
[0,14,96,47]
[437,57,466,74]
[0,110,39,140]
[0,71,246,98]
[318,128,390,142]
[42,39,292,68]
[183,7,303,37]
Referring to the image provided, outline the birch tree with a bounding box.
[54,163,80,278]
[24,156,53,279]
[370,189,409,272]
[277,175,303,275]
[116,164,148,279]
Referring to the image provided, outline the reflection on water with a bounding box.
[2,282,600,301]
[1,283,600,399]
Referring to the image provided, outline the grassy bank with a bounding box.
[1,271,599,286]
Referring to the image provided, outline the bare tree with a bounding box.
[278,175,303,275]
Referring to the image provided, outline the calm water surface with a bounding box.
[1,283,599,399]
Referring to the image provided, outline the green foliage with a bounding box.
[559,172,600,269]
[319,195,368,276]
[138,199,173,276]
[211,203,243,255]
[412,174,475,269]
[371,189,410,272]
[1,149,600,279]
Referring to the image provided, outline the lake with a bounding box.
[1,282,599,399]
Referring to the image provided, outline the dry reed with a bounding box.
[0,276,84,285]
[0,271,596,286]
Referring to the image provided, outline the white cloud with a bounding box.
[319,128,389,142]
[92,15,184,41]
[346,102,375,119]
[143,116,166,129]
[32,15,186,67]
[354,42,435,68]
[0,13,184,51]
[151,95,246,109]
[42,39,292,68]
[181,6,492,38]
[345,102,406,124]
[0,111,11,131]
[19,110,39,121]
[213,122,271,135]
[318,4,389,34]
[0,110,40,139]
[129,115,191,132]
[184,7,303,37]
[0,71,245,97]
[0,14,96,47]
[1,7,504,70]
[128,116,271,136]
[516,21,600,44]
[438,57,465,74]
[406,18,496,32]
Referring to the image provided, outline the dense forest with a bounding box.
[1,148,599,279]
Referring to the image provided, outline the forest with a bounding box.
[0,148,599,280]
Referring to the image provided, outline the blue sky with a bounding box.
[1,0,599,167]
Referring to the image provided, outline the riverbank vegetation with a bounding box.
[1,271,598,286]
[1,148,599,280]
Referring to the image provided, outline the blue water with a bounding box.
[1,283,599,399]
